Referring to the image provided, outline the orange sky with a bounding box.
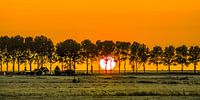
[0,0,200,47]
[0,0,200,71]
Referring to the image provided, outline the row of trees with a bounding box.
[0,35,199,74]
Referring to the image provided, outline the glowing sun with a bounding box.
[100,57,116,70]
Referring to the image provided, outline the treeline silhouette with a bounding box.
[0,35,199,74]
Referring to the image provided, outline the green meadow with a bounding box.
[0,74,200,100]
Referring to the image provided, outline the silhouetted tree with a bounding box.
[149,46,163,72]
[56,42,67,71]
[4,51,11,73]
[48,52,57,74]
[175,45,189,73]
[19,53,27,71]
[0,50,3,72]
[58,57,65,71]
[89,45,98,74]
[96,40,103,73]
[138,44,149,73]
[163,46,176,73]
[24,37,35,71]
[45,40,56,74]
[115,41,130,73]
[0,36,7,72]
[0,37,3,72]
[56,39,81,72]
[81,39,92,74]
[189,46,200,74]
[81,39,97,74]
[101,41,115,73]
[1,35,200,75]
[11,35,25,72]
[34,36,54,69]
[0,36,10,72]
[130,42,141,73]
[7,36,18,72]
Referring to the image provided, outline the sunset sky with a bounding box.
[0,0,200,71]
[1,0,200,47]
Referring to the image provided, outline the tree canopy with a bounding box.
[0,35,199,74]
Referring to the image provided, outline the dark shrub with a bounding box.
[137,80,157,84]
[64,70,75,76]
[72,78,80,83]
[54,66,61,76]
[161,81,180,84]
[31,67,49,76]
[115,92,127,96]
[180,77,189,80]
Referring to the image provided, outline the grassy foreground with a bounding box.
[0,74,200,100]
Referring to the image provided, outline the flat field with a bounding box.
[0,74,200,100]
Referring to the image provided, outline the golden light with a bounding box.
[100,57,116,70]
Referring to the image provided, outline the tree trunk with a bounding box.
[143,63,145,73]
[105,58,107,74]
[124,60,126,73]
[0,61,2,72]
[181,64,184,73]
[86,58,89,74]
[73,60,76,72]
[73,59,76,80]
[29,62,32,72]
[105,62,107,74]
[99,64,100,74]
[41,57,44,68]
[132,64,135,73]
[118,57,121,74]
[156,63,158,73]
[50,63,52,74]
[70,58,72,70]
[110,59,112,74]
[73,60,76,70]
[168,64,170,73]
[98,58,101,74]
[6,61,9,72]
[91,60,93,74]
[136,61,138,73]
[131,61,135,73]
[37,59,39,69]
[194,63,196,74]
[61,62,64,71]
[24,65,27,71]
[17,60,20,72]
[12,59,15,73]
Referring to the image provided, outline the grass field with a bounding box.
[0,74,200,100]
